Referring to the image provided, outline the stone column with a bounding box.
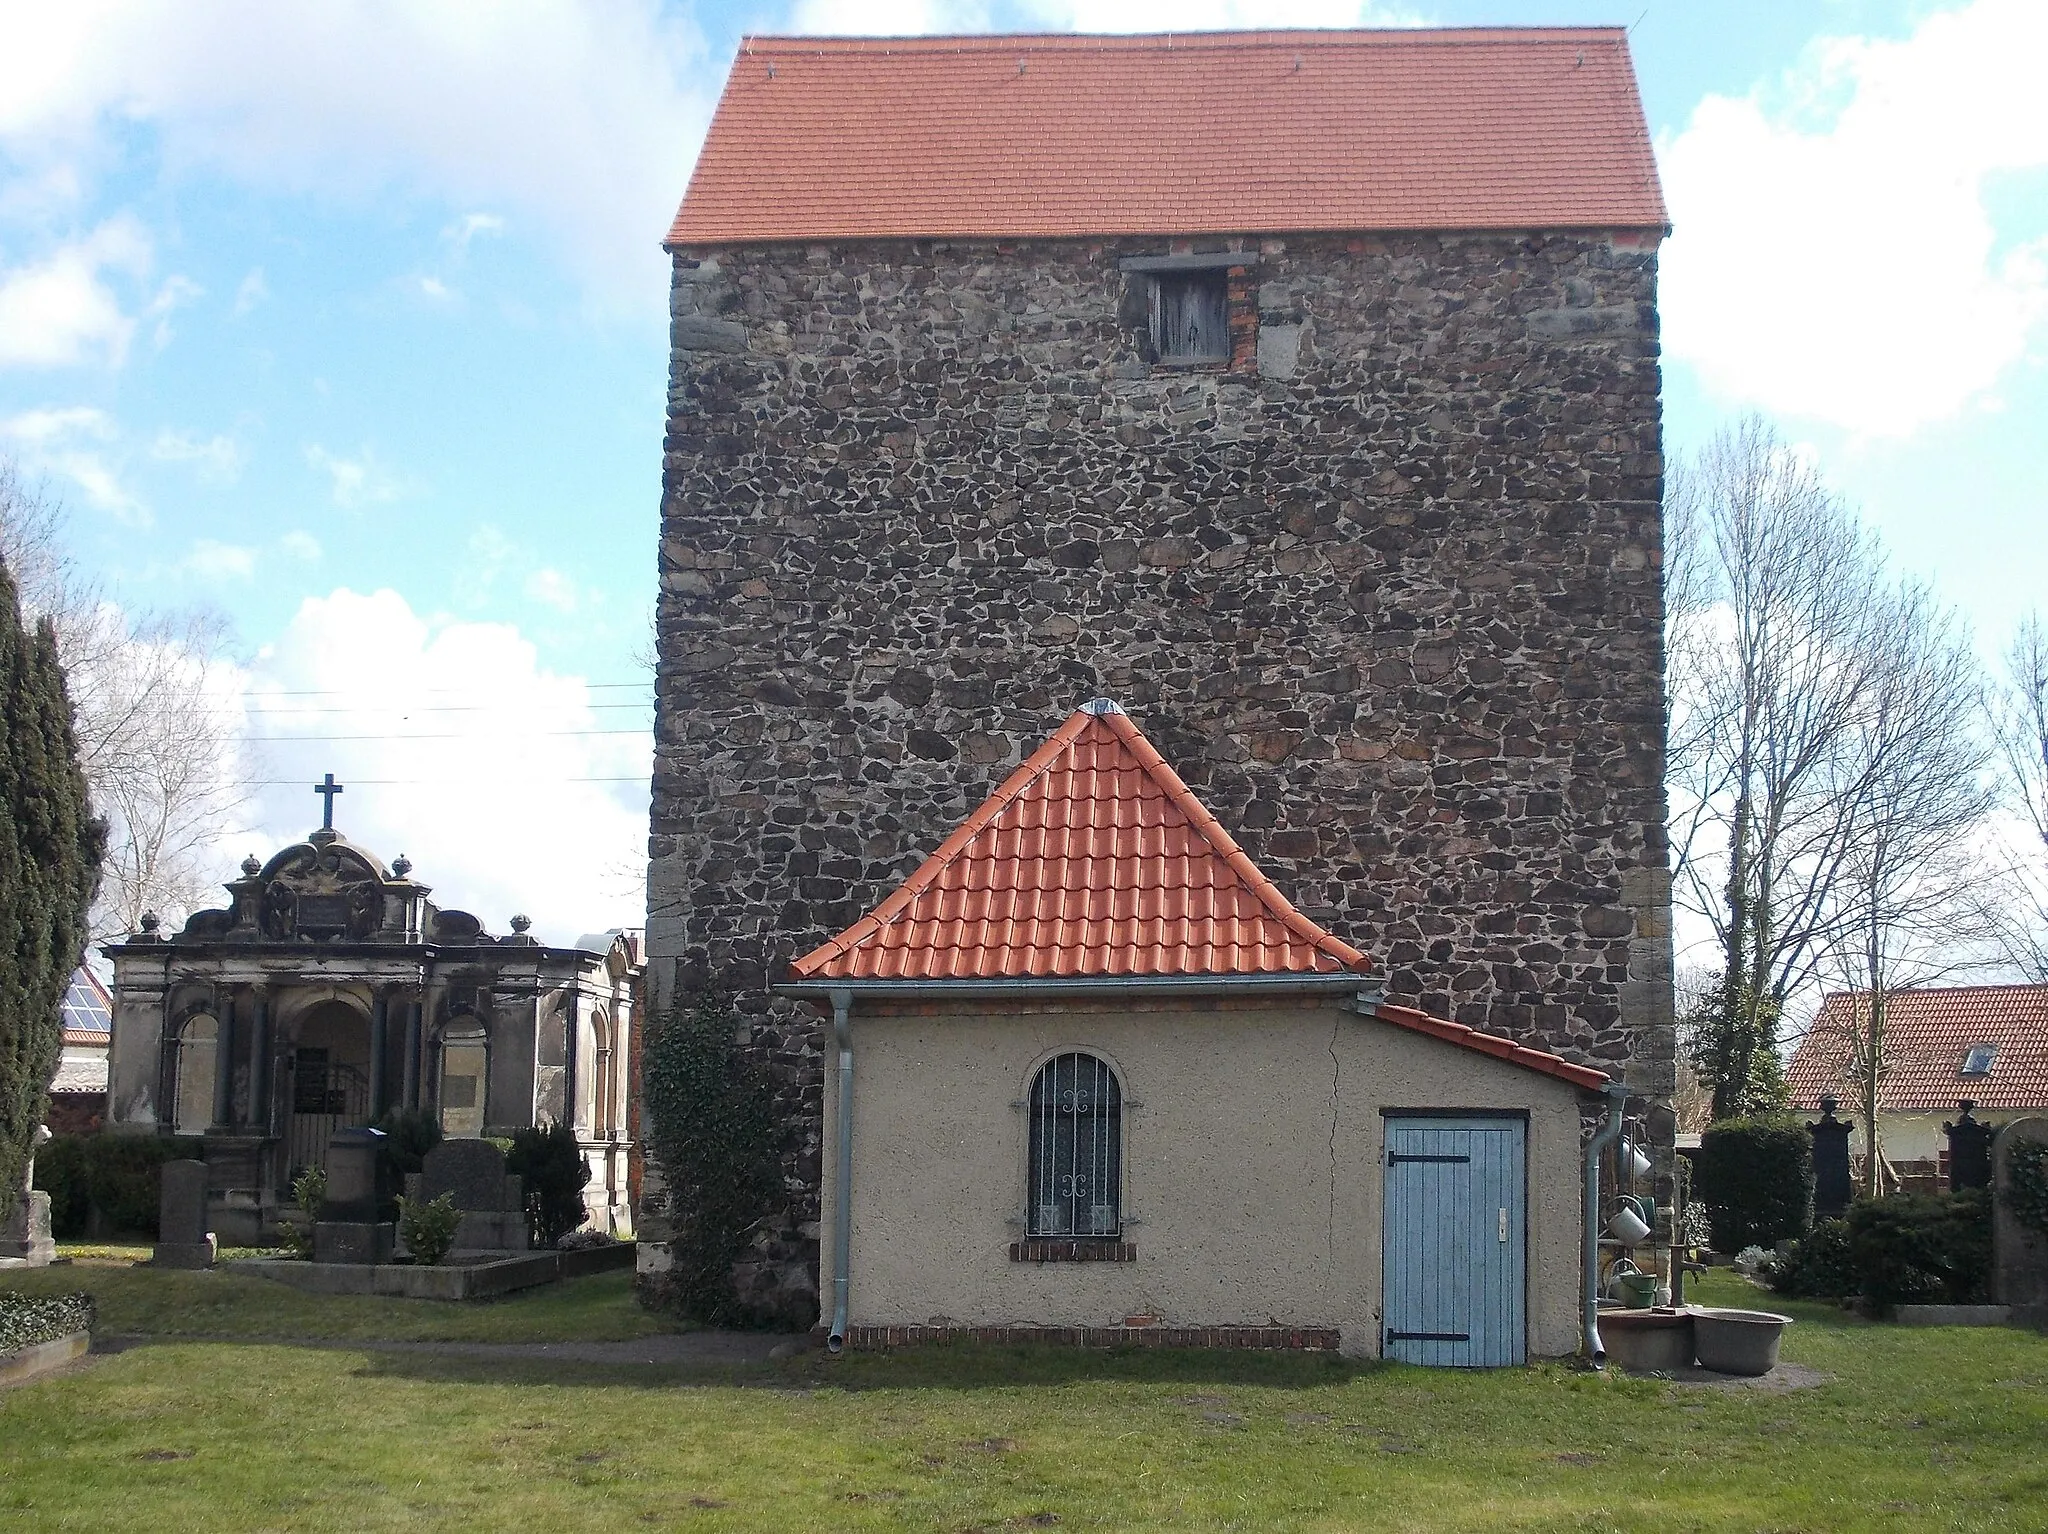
[562,993,579,1134]
[247,986,271,1131]
[401,993,422,1111]
[211,987,238,1131]
[368,988,390,1119]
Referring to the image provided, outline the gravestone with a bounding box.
[152,1159,216,1269]
[1810,1096,1854,1219]
[414,1139,527,1252]
[0,1125,56,1266]
[314,1126,394,1264]
[1945,1101,1994,1192]
[1991,1117,2048,1318]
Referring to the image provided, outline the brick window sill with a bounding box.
[1010,1238,1135,1263]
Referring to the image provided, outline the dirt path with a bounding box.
[96,1331,803,1365]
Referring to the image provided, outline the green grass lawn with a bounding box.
[3,1269,2046,1531]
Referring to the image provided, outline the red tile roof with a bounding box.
[668,28,1668,245]
[789,702,1609,1091]
[1786,985,2048,1114]
[790,701,1369,982]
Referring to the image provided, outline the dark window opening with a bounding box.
[1028,1052,1122,1236]
[1151,270,1229,364]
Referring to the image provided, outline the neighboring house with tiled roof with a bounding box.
[47,967,113,1133]
[648,27,1674,1329]
[781,703,1609,1361]
[1787,984,2048,1164]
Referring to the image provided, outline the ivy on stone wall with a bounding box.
[640,991,784,1326]
[2006,1140,2048,1238]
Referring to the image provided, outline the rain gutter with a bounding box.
[1583,1080,1630,1367]
[777,973,1369,1001]
[827,987,853,1353]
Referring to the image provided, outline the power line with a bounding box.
[238,680,653,698]
[230,775,650,787]
[228,701,654,718]
[247,728,652,743]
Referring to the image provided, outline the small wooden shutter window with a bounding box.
[1151,272,1229,363]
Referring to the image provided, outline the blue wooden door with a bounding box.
[1382,1116,1527,1366]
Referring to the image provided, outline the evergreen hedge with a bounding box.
[1692,1116,1814,1252]
[0,556,103,1227]
[31,1133,188,1237]
[1845,1190,1993,1309]
[506,1119,590,1247]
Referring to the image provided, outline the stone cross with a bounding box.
[313,773,343,830]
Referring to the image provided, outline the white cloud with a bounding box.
[1660,0,2048,437]
[232,267,268,315]
[180,538,257,581]
[0,404,146,521]
[277,529,321,561]
[411,273,455,303]
[151,428,241,482]
[523,567,581,614]
[444,211,505,250]
[0,2,717,311]
[788,0,990,33]
[305,442,400,507]
[144,272,202,348]
[0,216,150,368]
[235,587,649,940]
[1022,0,1422,29]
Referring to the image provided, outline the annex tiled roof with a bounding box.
[1786,985,2048,1114]
[668,28,1668,244]
[790,702,1369,982]
[1372,1001,1609,1091]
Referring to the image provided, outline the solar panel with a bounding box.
[60,971,112,1034]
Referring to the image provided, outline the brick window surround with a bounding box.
[1120,252,1258,375]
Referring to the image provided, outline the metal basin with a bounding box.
[1599,1308,1695,1374]
[1690,1307,1792,1377]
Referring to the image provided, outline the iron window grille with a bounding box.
[1028,1052,1122,1237]
[1150,270,1229,365]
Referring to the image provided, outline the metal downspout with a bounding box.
[1583,1081,1630,1367]
[827,988,853,1354]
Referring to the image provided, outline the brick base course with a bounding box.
[838,1323,1340,1351]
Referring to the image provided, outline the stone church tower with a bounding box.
[649,28,1674,1307]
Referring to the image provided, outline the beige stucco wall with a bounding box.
[821,993,1592,1359]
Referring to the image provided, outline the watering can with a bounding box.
[1605,1258,1658,1308]
[1606,1195,1651,1246]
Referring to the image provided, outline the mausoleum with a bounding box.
[101,782,643,1245]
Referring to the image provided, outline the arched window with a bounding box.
[1028,1053,1122,1236]
[440,1019,488,1138]
[173,1015,217,1135]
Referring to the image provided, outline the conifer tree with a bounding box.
[0,555,102,1225]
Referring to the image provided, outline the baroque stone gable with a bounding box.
[649,231,1676,1270]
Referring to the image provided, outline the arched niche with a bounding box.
[440,1016,489,1138]
[284,997,373,1177]
[173,1015,218,1136]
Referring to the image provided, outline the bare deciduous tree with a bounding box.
[0,459,246,942]
[1812,581,1996,1194]
[1985,613,2048,981]
[1667,419,1995,1119]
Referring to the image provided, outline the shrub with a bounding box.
[1692,1116,1813,1252]
[82,1135,188,1237]
[276,1167,325,1260]
[1845,1190,1992,1310]
[31,1132,91,1238]
[558,1228,615,1252]
[641,991,785,1327]
[397,1191,460,1266]
[1764,1217,1855,1298]
[0,1292,94,1353]
[370,1107,442,1180]
[507,1119,591,1248]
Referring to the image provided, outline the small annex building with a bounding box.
[784,702,1609,1362]
[101,799,643,1245]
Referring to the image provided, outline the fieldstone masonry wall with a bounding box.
[649,231,1675,1302]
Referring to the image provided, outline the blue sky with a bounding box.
[0,0,2042,938]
